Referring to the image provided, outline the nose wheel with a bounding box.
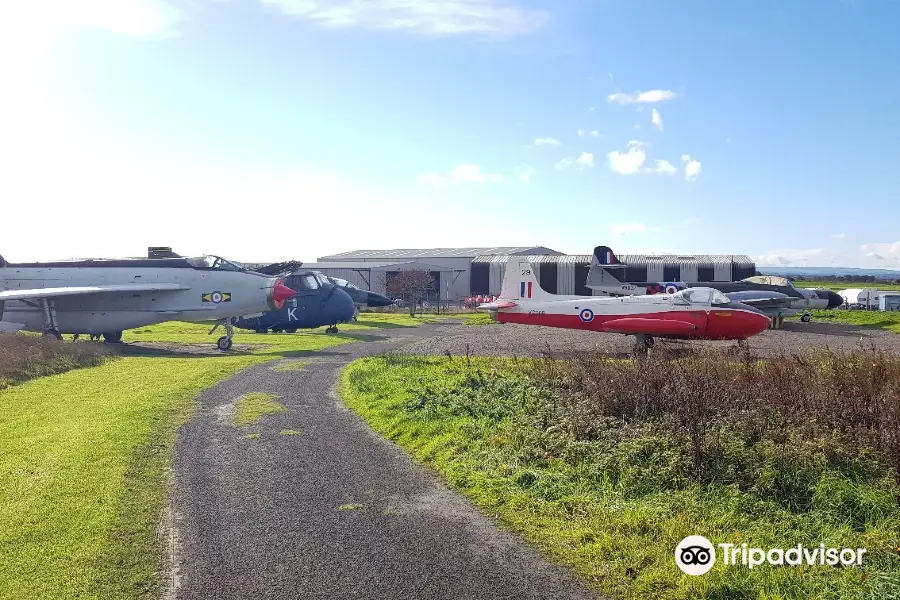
[800,313,811,323]
[325,325,339,334]
[210,318,235,351]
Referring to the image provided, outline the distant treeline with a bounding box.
[757,272,900,284]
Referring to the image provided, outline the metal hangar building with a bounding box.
[309,247,756,301]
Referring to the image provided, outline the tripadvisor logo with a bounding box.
[675,535,868,575]
[675,535,716,575]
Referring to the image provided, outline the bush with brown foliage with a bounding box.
[528,347,900,496]
[0,334,109,389]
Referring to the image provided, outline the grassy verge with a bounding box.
[798,281,900,292]
[796,309,900,333]
[0,354,267,600]
[0,334,109,389]
[340,353,900,600]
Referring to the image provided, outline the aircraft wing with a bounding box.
[0,283,189,302]
[600,318,699,335]
[478,300,518,309]
[725,291,794,309]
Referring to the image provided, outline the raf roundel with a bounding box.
[579,308,594,323]
[665,284,679,294]
[211,291,223,304]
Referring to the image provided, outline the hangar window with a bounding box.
[663,265,680,281]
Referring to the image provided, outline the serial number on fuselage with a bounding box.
[528,310,545,315]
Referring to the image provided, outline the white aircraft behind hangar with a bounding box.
[0,253,296,350]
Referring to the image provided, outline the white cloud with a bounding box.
[577,129,599,138]
[681,154,702,181]
[752,243,900,269]
[651,108,663,131]
[610,222,651,236]
[860,241,900,262]
[606,141,647,175]
[519,171,531,184]
[261,0,549,37]
[607,89,679,105]
[647,159,676,175]
[419,164,504,185]
[832,233,847,240]
[575,152,594,168]
[556,153,593,171]
[533,137,560,146]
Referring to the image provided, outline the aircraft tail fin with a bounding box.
[500,260,552,301]
[592,245,625,267]
[0,254,6,268]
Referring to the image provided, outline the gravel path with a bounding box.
[170,322,600,600]
[401,320,900,358]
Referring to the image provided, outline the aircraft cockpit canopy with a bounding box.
[327,276,361,291]
[186,256,245,271]
[673,288,731,306]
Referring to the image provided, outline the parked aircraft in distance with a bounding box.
[319,275,395,308]
[479,259,770,354]
[0,253,295,350]
[234,270,355,334]
[586,246,842,327]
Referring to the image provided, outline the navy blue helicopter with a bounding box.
[234,270,355,334]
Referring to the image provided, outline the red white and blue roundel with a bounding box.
[579,308,594,322]
[664,283,680,294]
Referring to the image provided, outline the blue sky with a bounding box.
[2,0,899,267]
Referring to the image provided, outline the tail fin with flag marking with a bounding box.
[499,260,552,301]
[592,245,624,267]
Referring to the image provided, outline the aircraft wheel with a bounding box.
[103,331,123,344]
[644,336,655,348]
[326,326,339,334]
[42,330,63,341]
[800,313,811,323]
[285,328,297,334]
[255,327,268,334]
[217,336,233,351]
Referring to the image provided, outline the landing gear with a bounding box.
[103,331,123,344]
[800,313,811,323]
[770,316,785,330]
[325,325,339,334]
[632,334,653,357]
[39,298,62,341]
[255,327,268,334]
[285,328,297,334]
[209,318,235,351]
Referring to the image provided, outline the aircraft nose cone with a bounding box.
[331,288,356,322]
[365,291,395,308]
[271,280,296,309]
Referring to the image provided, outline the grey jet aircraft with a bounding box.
[0,252,295,350]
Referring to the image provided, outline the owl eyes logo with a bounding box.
[675,536,716,575]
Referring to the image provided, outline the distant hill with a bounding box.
[757,266,900,282]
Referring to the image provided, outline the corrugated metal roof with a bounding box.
[473,253,754,266]
[318,246,560,260]
[301,260,455,271]
[472,254,592,264]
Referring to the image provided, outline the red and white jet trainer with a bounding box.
[479,261,771,352]
[0,253,295,350]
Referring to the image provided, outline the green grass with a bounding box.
[795,309,900,333]
[0,354,266,600]
[279,429,301,436]
[272,359,310,372]
[797,281,900,292]
[340,355,900,600]
[123,312,465,353]
[233,392,286,427]
[338,503,364,511]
